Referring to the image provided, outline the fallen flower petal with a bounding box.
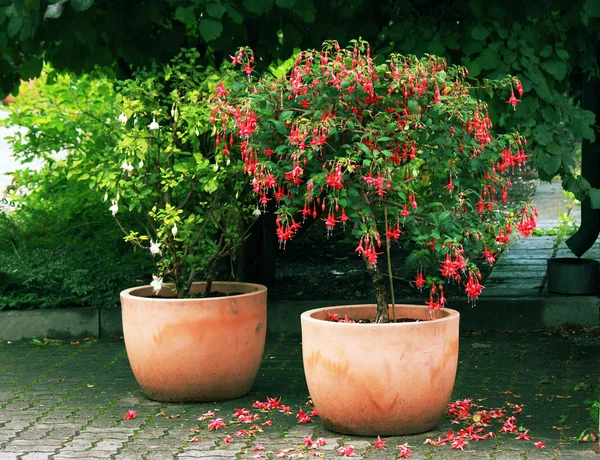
[262,420,273,426]
[337,445,355,456]
[304,434,313,447]
[208,418,227,431]
[534,441,546,448]
[374,436,386,448]
[451,438,468,450]
[123,410,136,420]
[516,429,531,440]
[252,454,266,459]
[396,442,412,458]
[252,444,265,451]
[223,435,233,444]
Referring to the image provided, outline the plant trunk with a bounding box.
[366,260,389,323]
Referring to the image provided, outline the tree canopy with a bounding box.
[1,0,599,203]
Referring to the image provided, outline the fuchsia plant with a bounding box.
[210,39,536,323]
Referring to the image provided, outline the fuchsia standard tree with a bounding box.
[210,39,537,323]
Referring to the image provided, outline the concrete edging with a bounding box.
[0,295,598,341]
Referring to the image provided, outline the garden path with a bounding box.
[482,181,599,298]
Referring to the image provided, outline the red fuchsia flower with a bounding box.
[534,441,546,448]
[337,445,355,456]
[515,79,524,97]
[234,430,245,437]
[208,418,227,430]
[223,435,233,443]
[310,407,318,417]
[251,444,265,451]
[374,436,386,448]
[252,454,266,459]
[414,271,426,290]
[327,312,339,322]
[489,409,505,418]
[483,246,496,265]
[322,212,338,236]
[262,420,272,426]
[304,434,313,447]
[465,272,484,302]
[515,429,531,440]
[123,410,136,420]
[396,443,412,458]
[507,91,520,109]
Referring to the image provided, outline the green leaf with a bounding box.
[70,0,94,12]
[477,49,500,70]
[276,0,296,8]
[225,4,243,23]
[541,61,567,81]
[539,44,552,58]
[44,1,66,19]
[471,26,490,41]
[556,48,569,60]
[243,0,274,14]
[175,6,197,27]
[20,57,43,80]
[206,3,227,18]
[463,40,483,56]
[589,189,600,209]
[533,125,553,145]
[542,154,561,177]
[7,17,23,37]
[584,0,600,17]
[466,60,481,77]
[279,110,294,121]
[199,18,223,42]
[407,99,419,114]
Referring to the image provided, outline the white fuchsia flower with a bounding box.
[148,119,160,131]
[149,240,162,256]
[171,224,178,237]
[121,161,134,173]
[118,113,128,124]
[109,200,118,216]
[150,275,163,294]
[253,207,262,217]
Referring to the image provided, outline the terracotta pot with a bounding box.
[301,304,459,436]
[120,281,267,402]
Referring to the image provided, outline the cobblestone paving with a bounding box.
[0,331,598,459]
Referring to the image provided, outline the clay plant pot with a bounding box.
[301,304,459,436]
[547,257,599,295]
[120,281,267,402]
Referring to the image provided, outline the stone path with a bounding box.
[0,331,598,459]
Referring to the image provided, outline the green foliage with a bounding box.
[0,70,152,310]
[0,181,152,311]
[1,1,598,213]
[85,49,254,297]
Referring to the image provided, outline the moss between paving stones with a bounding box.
[0,331,598,458]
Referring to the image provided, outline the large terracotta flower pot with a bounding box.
[120,281,267,402]
[301,304,459,436]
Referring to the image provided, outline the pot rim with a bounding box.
[547,257,599,266]
[120,281,267,302]
[301,304,459,327]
